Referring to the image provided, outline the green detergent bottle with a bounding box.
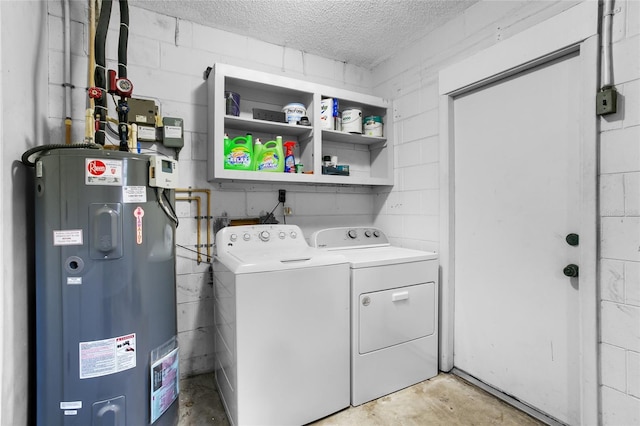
[254,136,284,172]
[224,133,253,170]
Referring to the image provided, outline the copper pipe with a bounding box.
[176,188,212,262]
[176,195,202,264]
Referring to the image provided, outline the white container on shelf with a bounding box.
[321,98,338,130]
[363,116,383,137]
[282,103,307,124]
[342,109,362,134]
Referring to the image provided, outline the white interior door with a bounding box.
[453,52,581,424]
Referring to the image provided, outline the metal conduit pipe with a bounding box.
[176,188,212,263]
[602,0,615,89]
[176,195,203,264]
[63,0,72,144]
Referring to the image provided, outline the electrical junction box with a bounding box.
[128,98,158,142]
[137,125,157,142]
[162,117,184,148]
[149,155,179,189]
[128,98,157,126]
[596,87,617,115]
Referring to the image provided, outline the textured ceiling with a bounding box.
[130,0,478,69]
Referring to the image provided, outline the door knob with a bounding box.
[563,264,579,277]
[566,233,579,246]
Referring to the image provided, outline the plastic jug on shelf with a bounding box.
[224,133,254,170]
[254,136,284,172]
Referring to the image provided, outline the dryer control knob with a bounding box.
[279,232,286,239]
[373,230,380,238]
[230,234,237,242]
[364,230,372,237]
[290,231,297,239]
[243,233,250,241]
[259,231,270,242]
[347,230,357,239]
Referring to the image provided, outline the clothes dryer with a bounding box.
[213,225,350,426]
[311,227,439,406]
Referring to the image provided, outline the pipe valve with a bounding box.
[88,87,103,100]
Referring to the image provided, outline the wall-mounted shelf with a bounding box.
[207,63,393,186]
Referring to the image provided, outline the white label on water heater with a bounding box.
[53,229,83,246]
[85,158,123,186]
[60,401,82,410]
[79,333,136,379]
[122,185,147,203]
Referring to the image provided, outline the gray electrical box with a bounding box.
[162,117,184,148]
[596,87,617,115]
[128,97,157,126]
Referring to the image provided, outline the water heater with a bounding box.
[31,148,179,425]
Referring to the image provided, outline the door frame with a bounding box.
[437,2,599,424]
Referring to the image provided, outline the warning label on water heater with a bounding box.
[85,158,123,186]
[79,333,136,379]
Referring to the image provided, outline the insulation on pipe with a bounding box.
[118,0,129,79]
[93,0,112,146]
[116,0,131,151]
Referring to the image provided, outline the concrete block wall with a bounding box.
[598,0,640,423]
[44,2,377,378]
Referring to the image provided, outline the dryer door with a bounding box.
[359,282,435,354]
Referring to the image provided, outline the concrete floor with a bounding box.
[178,372,544,426]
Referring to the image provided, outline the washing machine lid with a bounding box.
[214,225,349,274]
[217,246,349,274]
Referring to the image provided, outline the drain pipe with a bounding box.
[63,0,72,144]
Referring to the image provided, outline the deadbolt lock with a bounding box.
[563,264,579,278]
[565,233,579,246]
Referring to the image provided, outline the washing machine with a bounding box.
[311,227,439,406]
[212,224,350,426]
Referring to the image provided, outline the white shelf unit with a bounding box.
[207,63,393,186]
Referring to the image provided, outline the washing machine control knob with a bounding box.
[230,234,237,242]
[279,231,286,239]
[347,230,357,239]
[364,230,372,238]
[290,231,297,239]
[259,230,270,242]
[373,230,380,238]
[243,233,251,241]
